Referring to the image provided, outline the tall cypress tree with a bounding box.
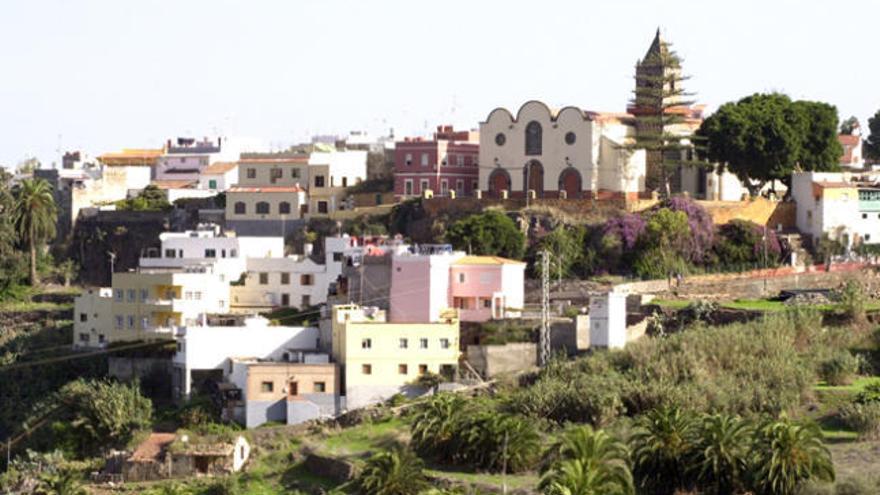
[629,29,703,197]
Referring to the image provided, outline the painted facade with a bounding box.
[394,126,479,199]
[306,150,368,215]
[479,101,646,200]
[389,247,526,323]
[198,162,239,191]
[330,305,460,409]
[228,357,341,427]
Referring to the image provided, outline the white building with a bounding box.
[589,291,627,349]
[791,171,880,248]
[479,101,646,200]
[230,236,357,311]
[171,316,319,398]
[73,288,114,348]
[306,150,368,215]
[198,162,239,192]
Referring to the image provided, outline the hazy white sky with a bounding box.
[2,0,878,167]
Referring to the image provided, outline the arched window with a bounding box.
[279,202,291,214]
[256,202,270,214]
[234,202,246,214]
[525,121,542,156]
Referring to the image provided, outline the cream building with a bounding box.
[306,150,368,215]
[330,304,460,408]
[479,101,646,200]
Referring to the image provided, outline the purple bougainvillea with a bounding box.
[603,213,646,250]
[655,197,714,262]
[752,224,782,259]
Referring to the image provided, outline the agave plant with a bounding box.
[748,418,834,495]
[539,425,634,495]
[357,446,430,495]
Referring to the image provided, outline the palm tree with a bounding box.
[749,418,834,495]
[630,406,697,493]
[409,393,463,459]
[12,178,57,285]
[357,446,430,495]
[539,425,634,495]
[690,413,752,495]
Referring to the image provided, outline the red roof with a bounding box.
[238,157,309,165]
[228,185,305,193]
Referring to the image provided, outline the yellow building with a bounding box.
[330,304,460,408]
[73,267,229,348]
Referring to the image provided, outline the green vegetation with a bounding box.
[540,425,634,495]
[114,184,172,211]
[445,210,525,259]
[12,177,58,286]
[357,447,430,495]
[697,93,843,195]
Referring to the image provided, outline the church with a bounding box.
[478,30,749,201]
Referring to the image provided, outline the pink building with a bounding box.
[389,246,524,323]
[394,126,479,199]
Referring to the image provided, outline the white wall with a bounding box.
[589,292,627,349]
[308,150,368,185]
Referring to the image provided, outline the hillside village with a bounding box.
[4,28,880,495]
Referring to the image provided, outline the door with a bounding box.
[524,160,544,197]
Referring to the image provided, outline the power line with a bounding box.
[0,339,171,373]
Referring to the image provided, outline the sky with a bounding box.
[1,0,878,168]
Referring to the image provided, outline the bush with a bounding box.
[818,350,860,386]
[445,210,525,259]
[839,401,880,440]
[837,279,868,324]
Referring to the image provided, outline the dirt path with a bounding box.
[829,440,880,479]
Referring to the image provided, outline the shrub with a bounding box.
[713,219,782,269]
[837,279,868,324]
[357,447,429,495]
[656,196,714,263]
[839,401,880,440]
[445,210,525,259]
[818,350,860,386]
[855,379,880,404]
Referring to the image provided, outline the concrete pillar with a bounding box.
[475,190,483,199]
[559,190,567,200]
[449,190,456,199]
[528,190,536,200]
[423,189,434,199]
[501,190,509,199]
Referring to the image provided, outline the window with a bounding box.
[300,274,313,286]
[440,338,450,349]
[404,179,413,196]
[141,317,149,329]
[399,338,408,349]
[405,153,413,166]
[230,249,238,258]
[115,315,124,329]
[342,177,348,187]
[247,168,256,179]
[259,273,268,285]
[270,167,283,182]
[127,289,136,302]
[483,298,492,308]
[863,213,868,219]
[314,175,325,188]
[98,334,106,344]
[281,293,289,306]
[140,289,149,301]
[79,313,87,322]
[256,202,270,214]
[127,315,135,329]
[495,133,506,146]
[333,252,343,262]
[418,364,428,375]
[301,295,311,307]
[398,364,408,375]
[362,338,372,349]
[525,121,542,155]
[281,273,290,284]
[164,249,176,258]
[261,381,274,393]
[866,234,872,241]
[458,273,465,283]
[565,132,576,145]
[234,202,246,214]
[472,180,478,192]
[279,201,291,214]
[205,249,216,258]
[456,179,464,194]
[78,333,89,343]
[420,338,428,349]
[208,179,217,189]
[292,168,301,178]
[440,180,448,195]
[313,381,326,393]
[420,180,429,194]
[456,154,464,166]
[362,364,372,375]
[318,201,328,214]
[421,153,429,166]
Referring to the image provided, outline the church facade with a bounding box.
[478,101,646,200]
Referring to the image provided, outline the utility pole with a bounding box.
[539,250,550,367]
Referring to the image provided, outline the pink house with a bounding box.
[389,247,524,323]
[393,126,480,199]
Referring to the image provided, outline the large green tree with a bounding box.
[445,210,525,259]
[12,178,57,285]
[697,93,842,195]
[748,418,834,495]
[864,109,880,161]
[839,115,859,135]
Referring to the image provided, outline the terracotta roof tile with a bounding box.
[228,185,305,193]
[203,161,238,174]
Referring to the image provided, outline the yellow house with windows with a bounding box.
[73,267,229,348]
[330,304,460,408]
